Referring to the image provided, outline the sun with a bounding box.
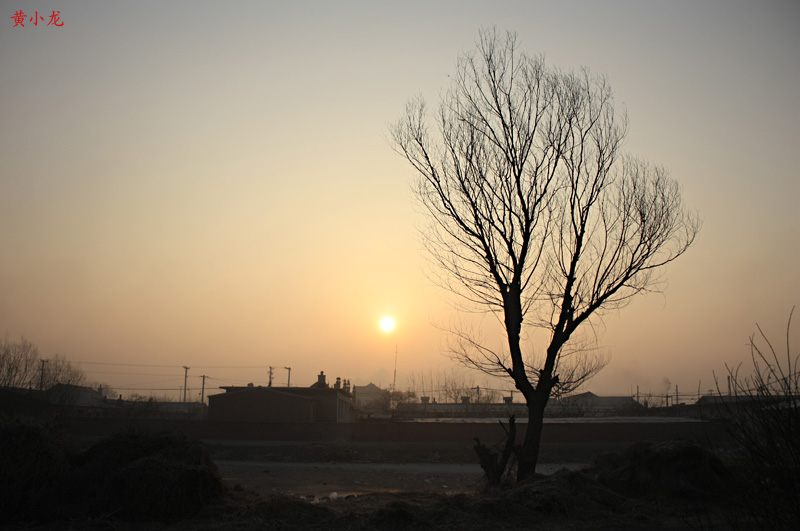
[379,316,396,333]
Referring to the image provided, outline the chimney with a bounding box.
[334,377,341,390]
[317,371,327,387]
[461,396,471,404]
[421,396,430,404]
[503,396,513,405]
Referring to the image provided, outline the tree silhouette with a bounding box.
[392,28,699,480]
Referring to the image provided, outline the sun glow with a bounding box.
[379,316,396,333]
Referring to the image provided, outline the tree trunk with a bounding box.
[516,335,562,481]
[516,394,547,481]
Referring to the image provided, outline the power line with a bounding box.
[113,387,183,391]
[74,361,271,369]
[74,361,182,368]
[191,365,270,369]
[113,378,183,388]
[82,370,184,377]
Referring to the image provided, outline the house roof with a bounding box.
[216,386,314,400]
[218,385,353,399]
[46,383,108,407]
[353,383,386,392]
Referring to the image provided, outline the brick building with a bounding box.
[208,371,357,422]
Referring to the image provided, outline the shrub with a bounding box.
[0,418,72,522]
[68,431,225,521]
[716,308,800,530]
[0,426,225,523]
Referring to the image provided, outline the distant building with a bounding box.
[551,392,645,417]
[0,383,109,412]
[395,391,646,419]
[395,399,527,419]
[692,393,787,419]
[352,383,390,412]
[0,384,206,419]
[46,383,107,407]
[694,394,746,406]
[208,371,358,423]
[0,386,52,416]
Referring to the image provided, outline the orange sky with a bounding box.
[1,1,798,401]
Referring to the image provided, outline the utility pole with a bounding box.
[392,345,398,393]
[182,366,190,403]
[200,375,207,404]
[39,359,46,391]
[268,366,274,387]
[284,367,291,387]
[390,344,399,409]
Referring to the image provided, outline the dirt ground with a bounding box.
[4,436,740,531]
[209,440,589,499]
[215,460,587,499]
[194,440,721,531]
[216,460,485,498]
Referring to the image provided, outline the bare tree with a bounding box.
[0,336,86,407]
[0,336,40,388]
[392,29,699,480]
[42,354,86,404]
[407,368,501,404]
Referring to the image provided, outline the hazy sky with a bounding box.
[1,1,798,400]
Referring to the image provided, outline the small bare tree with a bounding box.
[407,368,501,404]
[0,336,40,388]
[715,308,799,528]
[392,28,699,479]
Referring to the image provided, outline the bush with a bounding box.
[0,418,72,522]
[67,431,225,521]
[0,425,225,523]
[589,439,730,500]
[716,308,800,530]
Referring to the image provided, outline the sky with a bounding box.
[1,1,798,402]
